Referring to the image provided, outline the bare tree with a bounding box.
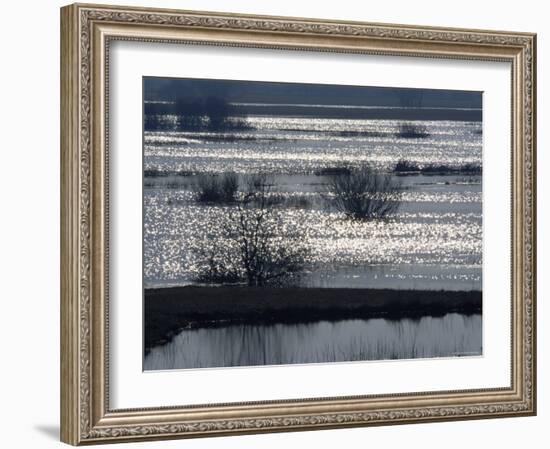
[196,174,310,287]
[327,167,402,220]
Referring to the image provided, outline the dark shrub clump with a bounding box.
[194,172,239,204]
[327,168,402,220]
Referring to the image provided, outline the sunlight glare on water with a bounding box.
[143,117,482,290]
[144,118,482,174]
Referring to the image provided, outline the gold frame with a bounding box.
[60,3,537,445]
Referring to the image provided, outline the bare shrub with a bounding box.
[221,172,239,200]
[195,240,242,284]
[396,123,429,138]
[327,168,402,220]
[394,159,420,173]
[196,174,310,287]
[194,172,239,204]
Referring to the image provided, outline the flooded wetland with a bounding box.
[142,78,483,370]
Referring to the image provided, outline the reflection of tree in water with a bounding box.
[195,174,310,287]
[144,315,483,370]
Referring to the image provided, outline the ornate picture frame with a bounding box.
[60,3,536,445]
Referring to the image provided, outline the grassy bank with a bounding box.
[144,286,482,352]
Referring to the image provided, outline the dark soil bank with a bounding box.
[144,286,482,353]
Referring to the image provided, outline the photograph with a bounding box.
[58,3,536,444]
[142,77,483,370]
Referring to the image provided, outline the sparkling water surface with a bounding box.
[144,117,482,290]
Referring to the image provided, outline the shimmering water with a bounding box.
[144,116,482,290]
[144,313,482,370]
[144,117,482,174]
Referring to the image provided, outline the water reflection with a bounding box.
[144,313,482,370]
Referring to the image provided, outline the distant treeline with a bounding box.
[145,97,249,132]
[145,98,482,126]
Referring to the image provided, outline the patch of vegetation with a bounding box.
[335,130,386,138]
[393,159,420,173]
[460,162,482,174]
[175,97,251,132]
[144,169,193,178]
[283,195,312,209]
[314,166,352,176]
[421,164,480,175]
[144,97,252,132]
[393,159,482,175]
[396,123,430,138]
[194,172,239,204]
[327,167,402,220]
[195,174,310,287]
[197,134,276,143]
[144,170,194,189]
